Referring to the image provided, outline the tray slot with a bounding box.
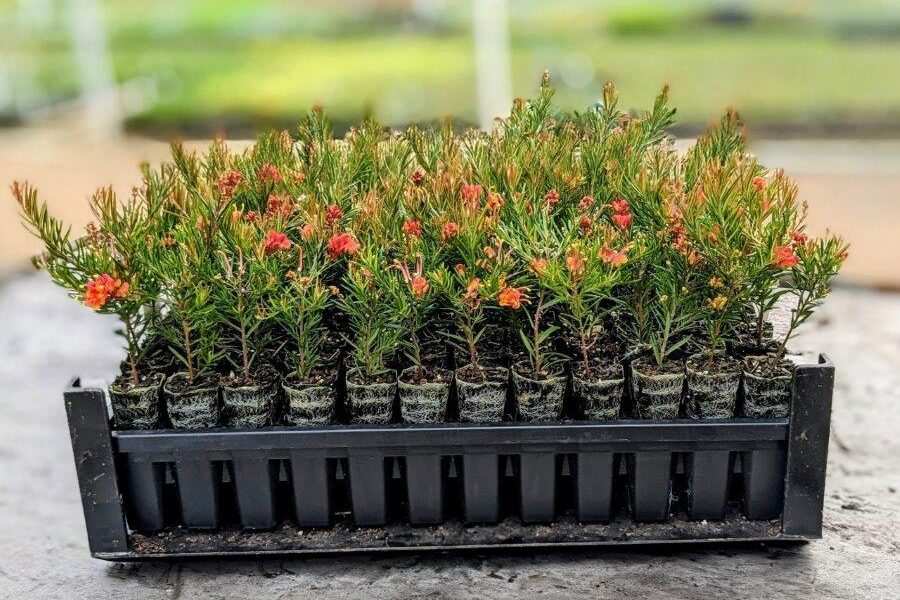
[122,456,165,531]
[231,457,278,529]
[463,453,499,523]
[627,451,674,522]
[174,456,221,529]
[405,454,443,524]
[576,451,616,522]
[519,452,556,523]
[742,447,786,520]
[686,450,732,520]
[348,454,387,526]
[289,453,331,527]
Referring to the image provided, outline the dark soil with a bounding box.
[399,366,449,385]
[221,365,279,389]
[574,357,623,382]
[456,364,507,384]
[743,355,794,378]
[347,369,396,386]
[283,366,337,388]
[632,357,684,377]
[110,371,164,392]
[512,360,564,381]
[686,352,741,375]
[164,371,218,394]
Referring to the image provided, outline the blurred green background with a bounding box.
[5,0,900,136]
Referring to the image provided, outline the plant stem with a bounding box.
[182,318,194,384]
[240,318,250,382]
[123,316,139,387]
[532,292,544,375]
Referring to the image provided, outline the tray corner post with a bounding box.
[64,382,130,556]
[781,355,834,538]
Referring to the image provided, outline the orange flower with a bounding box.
[709,295,728,310]
[464,278,482,302]
[566,247,586,277]
[600,246,628,267]
[752,176,767,192]
[441,221,459,243]
[244,210,259,223]
[707,224,721,244]
[326,232,360,260]
[687,250,701,265]
[772,245,799,268]
[300,222,316,242]
[454,263,466,276]
[217,170,243,198]
[258,163,283,183]
[411,170,424,186]
[461,183,483,208]
[579,195,594,211]
[264,230,292,255]
[791,231,808,246]
[498,284,527,309]
[411,274,430,298]
[325,204,343,226]
[402,219,423,238]
[530,258,548,275]
[84,274,128,309]
[544,189,560,209]
[486,192,504,212]
[231,209,243,225]
[579,215,592,232]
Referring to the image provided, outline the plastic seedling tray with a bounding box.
[64,356,834,561]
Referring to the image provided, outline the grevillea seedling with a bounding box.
[13,74,846,428]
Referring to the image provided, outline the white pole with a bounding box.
[66,0,122,136]
[472,0,512,130]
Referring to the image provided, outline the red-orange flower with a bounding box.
[441,221,459,243]
[411,170,424,186]
[217,170,243,198]
[611,198,629,214]
[791,231,808,246]
[579,195,594,211]
[327,232,360,260]
[600,246,628,267]
[772,245,799,268]
[579,215,592,232]
[84,274,128,309]
[498,284,527,309]
[264,230,292,255]
[544,189,560,210]
[402,219,423,238]
[325,204,343,226]
[266,194,294,217]
[752,176,767,192]
[461,183,483,207]
[612,211,632,230]
[411,274,429,298]
[258,163,283,183]
[245,210,259,223]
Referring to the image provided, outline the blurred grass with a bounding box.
[4,0,900,134]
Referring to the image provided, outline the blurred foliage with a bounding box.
[3,0,900,135]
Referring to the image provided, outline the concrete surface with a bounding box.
[0,274,897,599]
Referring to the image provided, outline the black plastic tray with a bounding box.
[64,355,834,560]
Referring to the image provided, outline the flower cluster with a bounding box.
[14,76,846,392]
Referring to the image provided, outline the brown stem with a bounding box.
[240,320,250,382]
[580,331,591,379]
[181,318,194,384]
[532,293,544,375]
[124,318,139,387]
